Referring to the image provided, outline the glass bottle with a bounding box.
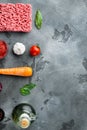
[12,103,36,129]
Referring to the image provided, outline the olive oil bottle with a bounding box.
[12,103,36,129]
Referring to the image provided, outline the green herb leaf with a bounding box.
[26,83,36,90]
[20,87,30,96]
[35,9,42,29]
[20,83,36,96]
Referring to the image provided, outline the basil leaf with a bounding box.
[27,83,36,90]
[20,83,36,96]
[35,9,42,29]
[20,87,30,96]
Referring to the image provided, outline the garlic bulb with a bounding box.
[13,42,26,55]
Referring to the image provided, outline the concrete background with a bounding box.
[0,0,87,130]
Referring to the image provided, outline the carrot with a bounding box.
[0,67,32,77]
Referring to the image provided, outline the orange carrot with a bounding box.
[0,67,32,77]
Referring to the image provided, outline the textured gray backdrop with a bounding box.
[0,0,87,130]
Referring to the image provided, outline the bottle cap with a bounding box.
[20,118,30,128]
[0,108,5,121]
[19,113,31,129]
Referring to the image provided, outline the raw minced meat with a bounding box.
[0,3,32,32]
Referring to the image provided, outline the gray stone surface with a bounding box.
[0,0,87,130]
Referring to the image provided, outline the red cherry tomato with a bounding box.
[29,45,41,56]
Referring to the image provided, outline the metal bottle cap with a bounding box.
[19,113,31,129]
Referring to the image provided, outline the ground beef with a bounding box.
[0,3,32,32]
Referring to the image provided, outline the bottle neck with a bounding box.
[19,113,31,129]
